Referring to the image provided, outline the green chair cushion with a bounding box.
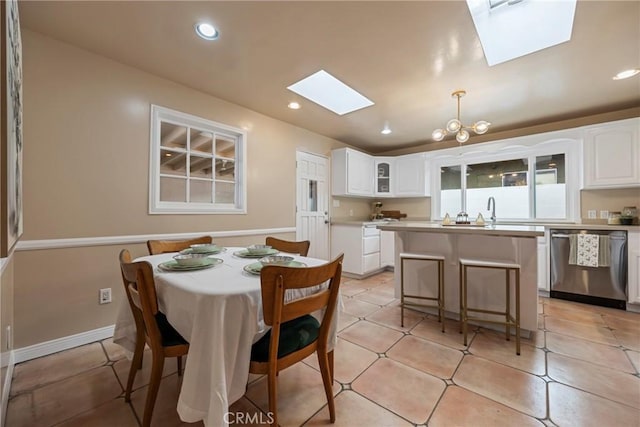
[155,312,188,347]
[251,314,320,362]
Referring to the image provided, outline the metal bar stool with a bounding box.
[400,253,445,332]
[459,258,521,355]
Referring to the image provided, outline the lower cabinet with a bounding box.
[331,224,382,276]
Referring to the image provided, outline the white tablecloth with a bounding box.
[112,248,331,427]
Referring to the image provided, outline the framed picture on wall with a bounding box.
[1,0,24,257]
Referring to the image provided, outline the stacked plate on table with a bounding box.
[159,253,223,272]
[243,255,306,275]
[179,243,225,255]
[234,244,279,258]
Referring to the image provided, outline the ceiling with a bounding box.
[19,1,640,153]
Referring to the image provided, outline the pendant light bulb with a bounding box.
[432,129,445,141]
[456,129,470,143]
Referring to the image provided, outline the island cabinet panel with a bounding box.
[628,231,640,305]
[583,118,640,189]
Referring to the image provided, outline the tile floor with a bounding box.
[6,271,640,426]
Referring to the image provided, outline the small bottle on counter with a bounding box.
[608,212,621,225]
[443,213,452,225]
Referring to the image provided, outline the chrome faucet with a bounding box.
[487,197,496,226]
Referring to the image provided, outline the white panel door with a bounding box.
[296,151,330,260]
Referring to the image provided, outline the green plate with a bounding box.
[243,261,307,275]
[158,257,223,272]
[179,246,225,255]
[234,248,280,258]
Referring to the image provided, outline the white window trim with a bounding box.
[149,105,247,214]
[430,131,581,223]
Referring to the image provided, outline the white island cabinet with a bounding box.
[583,117,640,189]
[377,222,543,333]
[331,148,375,197]
[628,230,640,305]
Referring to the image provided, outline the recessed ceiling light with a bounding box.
[195,23,219,41]
[288,102,301,110]
[613,68,640,80]
[287,70,374,116]
[381,125,392,135]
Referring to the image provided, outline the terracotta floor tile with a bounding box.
[336,312,359,331]
[245,362,340,427]
[227,397,270,427]
[366,304,424,332]
[548,382,640,427]
[353,288,396,306]
[303,390,412,426]
[544,316,619,346]
[130,373,200,427]
[602,313,640,333]
[411,317,470,351]
[429,386,544,427]
[525,329,545,349]
[546,331,635,373]
[547,352,640,409]
[113,348,180,392]
[340,282,368,297]
[339,320,404,353]
[7,366,122,427]
[342,298,381,318]
[612,328,640,351]
[10,343,108,396]
[101,338,129,362]
[387,335,463,379]
[468,330,546,376]
[351,358,445,424]
[303,337,378,384]
[543,304,606,326]
[55,397,139,427]
[626,350,640,373]
[453,355,547,418]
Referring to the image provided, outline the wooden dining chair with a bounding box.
[265,236,311,256]
[250,254,344,426]
[146,235,212,255]
[119,249,189,427]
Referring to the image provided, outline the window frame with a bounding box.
[149,105,247,214]
[431,135,581,223]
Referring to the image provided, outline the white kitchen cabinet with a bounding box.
[331,224,382,277]
[537,234,549,292]
[331,148,375,197]
[380,230,395,268]
[394,153,429,197]
[375,158,394,197]
[583,118,640,189]
[627,231,640,305]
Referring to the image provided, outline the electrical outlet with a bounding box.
[600,210,609,219]
[587,210,597,219]
[99,288,112,304]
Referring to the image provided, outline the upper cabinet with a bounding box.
[394,153,429,197]
[332,149,429,198]
[583,118,640,189]
[332,148,375,197]
[375,158,393,197]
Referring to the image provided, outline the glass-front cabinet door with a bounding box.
[375,158,393,197]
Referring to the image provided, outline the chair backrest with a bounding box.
[119,250,163,350]
[146,236,213,255]
[260,254,343,352]
[265,236,311,257]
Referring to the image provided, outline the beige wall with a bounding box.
[14,30,346,347]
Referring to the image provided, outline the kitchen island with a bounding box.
[376,222,544,333]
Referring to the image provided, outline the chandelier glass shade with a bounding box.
[432,90,491,143]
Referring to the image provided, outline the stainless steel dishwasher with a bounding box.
[550,229,627,309]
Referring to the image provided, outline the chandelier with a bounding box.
[431,90,491,144]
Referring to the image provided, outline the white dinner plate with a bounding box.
[158,257,223,272]
[243,260,307,275]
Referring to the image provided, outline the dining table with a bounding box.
[112,246,336,427]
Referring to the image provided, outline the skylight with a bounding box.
[466,0,577,66]
[287,70,374,115]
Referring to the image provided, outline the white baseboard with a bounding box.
[1,351,15,427]
[13,325,114,364]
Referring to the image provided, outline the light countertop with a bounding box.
[375,221,545,238]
